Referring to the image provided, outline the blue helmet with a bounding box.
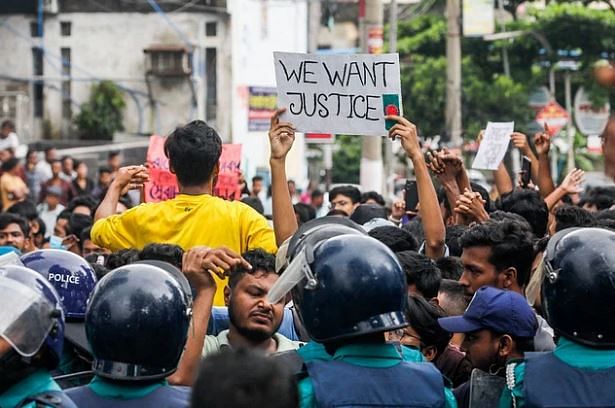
[21,249,97,320]
[86,264,192,381]
[0,265,64,366]
[288,234,408,342]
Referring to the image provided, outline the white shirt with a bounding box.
[0,132,19,152]
[37,203,66,238]
[202,329,302,357]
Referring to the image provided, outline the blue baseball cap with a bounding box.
[438,286,537,338]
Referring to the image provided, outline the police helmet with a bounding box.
[21,249,97,320]
[542,227,615,348]
[0,265,64,366]
[86,264,192,380]
[274,234,408,343]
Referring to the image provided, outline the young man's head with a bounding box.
[436,256,464,281]
[0,213,29,251]
[360,191,385,206]
[445,225,468,258]
[50,159,62,178]
[98,166,112,187]
[438,287,537,372]
[0,120,14,138]
[44,147,57,164]
[45,186,62,209]
[80,227,110,258]
[328,186,361,216]
[164,121,222,189]
[0,157,20,175]
[192,348,298,408]
[251,176,264,196]
[54,209,72,237]
[458,220,534,301]
[107,151,121,171]
[368,226,418,253]
[26,150,38,166]
[138,243,184,269]
[225,249,285,343]
[499,190,548,238]
[580,186,615,212]
[61,156,74,174]
[396,250,442,299]
[311,189,324,208]
[437,279,468,317]
[552,205,594,234]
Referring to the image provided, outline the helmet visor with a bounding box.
[0,279,57,357]
[267,251,312,304]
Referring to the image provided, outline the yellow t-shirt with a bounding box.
[91,194,277,305]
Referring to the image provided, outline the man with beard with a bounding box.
[458,219,555,351]
[202,248,301,356]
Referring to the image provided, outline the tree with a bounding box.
[332,135,361,184]
[75,81,125,140]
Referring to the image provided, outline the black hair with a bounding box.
[493,332,535,354]
[325,209,349,217]
[68,195,97,214]
[293,203,316,225]
[7,201,38,221]
[328,186,361,204]
[311,189,324,200]
[395,251,442,299]
[241,196,265,215]
[0,213,29,236]
[164,120,222,187]
[368,226,418,252]
[580,186,615,211]
[61,156,73,163]
[252,176,263,183]
[57,209,72,221]
[402,218,425,245]
[43,146,56,154]
[1,157,19,172]
[554,205,595,232]
[489,210,533,233]
[105,249,139,269]
[108,151,120,159]
[435,257,463,281]
[595,209,615,221]
[118,195,133,210]
[228,249,276,290]
[78,227,91,252]
[98,166,112,175]
[406,295,451,357]
[191,348,298,408]
[67,214,92,239]
[499,190,549,238]
[350,204,388,225]
[595,218,615,231]
[139,243,184,269]
[34,217,46,238]
[1,120,14,130]
[460,220,535,287]
[470,182,492,212]
[445,225,468,257]
[360,191,385,206]
[437,279,468,316]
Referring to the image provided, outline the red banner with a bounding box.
[213,144,242,200]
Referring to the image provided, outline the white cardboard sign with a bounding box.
[472,121,514,170]
[274,52,402,136]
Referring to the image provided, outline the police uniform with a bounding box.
[500,228,615,408]
[269,225,456,408]
[65,263,193,408]
[0,266,76,408]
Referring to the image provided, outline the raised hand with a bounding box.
[560,168,585,195]
[454,189,489,223]
[511,132,532,156]
[534,126,551,156]
[386,115,421,160]
[113,165,149,195]
[269,108,296,161]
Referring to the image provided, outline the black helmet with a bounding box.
[542,227,615,348]
[286,234,408,342]
[275,216,365,274]
[86,264,192,380]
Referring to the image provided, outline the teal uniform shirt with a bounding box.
[296,341,425,364]
[298,343,457,408]
[0,370,62,408]
[86,375,167,399]
[499,337,615,408]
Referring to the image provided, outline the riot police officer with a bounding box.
[0,265,76,408]
[21,249,98,386]
[65,263,192,407]
[269,234,457,408]
[501,227,615,407]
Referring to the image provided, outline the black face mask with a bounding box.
[0,350,36,393]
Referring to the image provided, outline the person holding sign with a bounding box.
[91,120,277,306]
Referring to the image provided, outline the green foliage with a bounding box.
[332,135,361,184]
[75,81,125,140]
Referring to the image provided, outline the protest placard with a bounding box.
[144,135,179,203]
[213,144,242,200]
[471,122,515,170]
[274,52,402,136]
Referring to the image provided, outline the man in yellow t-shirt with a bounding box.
[92,120,276,305]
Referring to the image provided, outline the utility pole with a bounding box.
[445,0,462,147]
[360,0,384,193]
[382,0,398,198]
[565,71,575,172]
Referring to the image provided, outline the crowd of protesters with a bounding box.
[1,111,615,408]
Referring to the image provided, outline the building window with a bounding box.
[30,22,41,37]
[62,81,71,119]
[33,81,44,118]
[205,47,217,121]
[205,21,217,37]
[32,47,44,76]
[144,46,192,77]
[60,21,71,36]
[61,48,71,77]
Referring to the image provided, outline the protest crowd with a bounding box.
[2,96,615,408]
